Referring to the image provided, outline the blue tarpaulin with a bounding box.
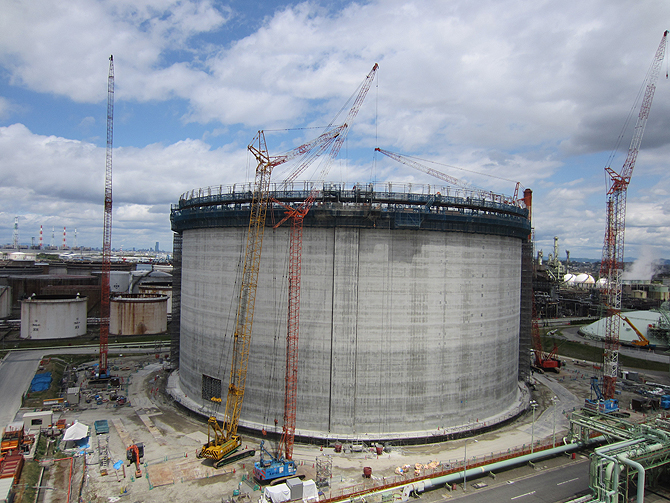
[30,372,52,392]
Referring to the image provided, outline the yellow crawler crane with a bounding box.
[197,127,344,468]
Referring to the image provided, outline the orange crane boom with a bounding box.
[618,313,652,348]
[600,31,667,399]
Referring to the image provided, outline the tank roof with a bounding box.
[171,181,531,239]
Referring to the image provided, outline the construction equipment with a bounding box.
[99,55,114,379]
[530,300,561,373]
[254,63,379,484]
[617,313,654,348]
[599,31,668,399]
[126,443,143,478]
[254,439,297,483]
[375,148,471,189]
[375,148,523,207]
[584,376,619,414]
[197,127,345,469]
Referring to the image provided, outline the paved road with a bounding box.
[0,351,43,427]
[453,460,590,502]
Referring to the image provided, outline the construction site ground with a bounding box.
[14,351,670,503]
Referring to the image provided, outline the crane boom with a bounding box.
[199,126,351,468]
[375,148,470,189]
[278,63,378,463]
[618,313,652,348]
[100,55,114,378]
[600,30,667,400]
[254,64,379,483]
[283,63,378,186]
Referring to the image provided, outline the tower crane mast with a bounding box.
[100,55,114,378]
[198,125,345,468]
[254,63,379,484]
[600,31,668,400]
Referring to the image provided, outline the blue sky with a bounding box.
[1,1,670,270]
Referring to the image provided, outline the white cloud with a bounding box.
[2,0,670,257]
[0,123,249,248]
[0,97,13,120]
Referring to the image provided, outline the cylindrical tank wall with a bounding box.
[20,295,87,339]
[110,294,168,335]
[138,284,172,314]
[178,225,521,439]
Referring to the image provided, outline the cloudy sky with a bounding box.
[1,0,669,262]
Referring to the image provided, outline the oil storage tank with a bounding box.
[110,294,168,335]
[20,294,87,339]
[170,182,531,441]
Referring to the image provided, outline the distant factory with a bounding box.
[0,257,172,340]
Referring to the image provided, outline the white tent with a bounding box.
[302,480,319,503]
[62,421,89,441]
[263,484,291,503]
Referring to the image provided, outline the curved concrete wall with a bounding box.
[177,224,522,440]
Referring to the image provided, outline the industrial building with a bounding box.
[169,181,532,441]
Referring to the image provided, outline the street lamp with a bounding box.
[463,438,477,492]
[530,400,538,453]
[551,396,558,448]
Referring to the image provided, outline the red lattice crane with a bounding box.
[100,55,114,378]
[600,31,667,400]
[271,63,379,469]
[201,126,345,470]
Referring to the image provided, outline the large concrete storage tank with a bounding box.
[20,294,87,339]
[169,182,531,442]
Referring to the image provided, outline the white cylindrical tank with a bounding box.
[170,182,531,441]
[109,271,131,293]
[20,294,87,339]
[110,294,168,335]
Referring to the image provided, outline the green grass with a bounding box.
[16,435,48,503]
[540,328,669,372]
[23,357,69,408]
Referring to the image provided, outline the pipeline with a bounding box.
[403,438,593,498]
[616,455,644,503]
[592,438,668,503]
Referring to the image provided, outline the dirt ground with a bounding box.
[20,354,670,503]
